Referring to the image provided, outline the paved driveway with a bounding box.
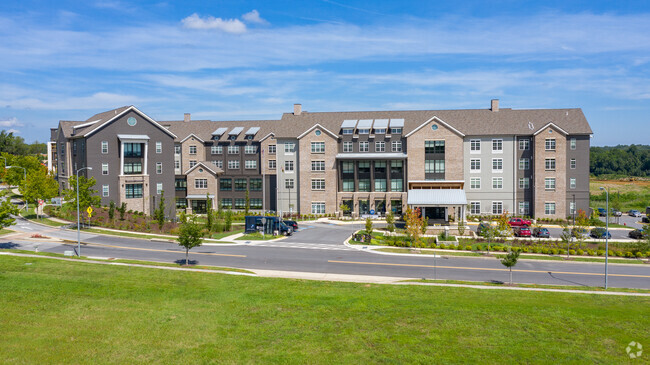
[284,221,363,244]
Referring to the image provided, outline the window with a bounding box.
[311,202,325,214]
[156,183,163,194]
[391,160,403,174]
[312,179,325,190]
[189,160,197,168]
[545,202,556,215]
[492,201,503,215]
[250,199,262,209]
[156,162,162,174]
[311,161,325,171]
[60,162,65,174]
[214,160,223,169]
[285,179,294,189]
[519,201,530,215]
[470,158,481,172]
[124,143,142,157]
[220,199,232,209]
[234,179,247,191]
[492,158,503,172]
[250,178,262,191]
[425,160,445,174]
[102,163,108,175]
[492,139,503,152]
[374,161,386,174]
[545,158,556,171]
[175,178,187,191]
[545,178,556,190]
[235,199,246,209]
[357,128,370,134]
[220,178,232,191]
[269,160,276,169]
[125,183,143,199]
[374,179,386,192]
[519,139,530,150]
[124,162,142,174]
[425,140,445,154]
[470,177,481,189]
[195,179,208,189]
[358,161,370,174]
[391,178,403,192]
[228,145,239,154]
[102,184,109,197]
[343,141,353,153]
[492,177,503,189]
[570,138,576,150]
[375,141,385,152]
[359,141,369,152]
[358,179,371,192]
[342,179,355,192]
[284,142,295,153]
[245,160,257,169]
[519,158,529,170]
[570,178,576,189]
[391,141,402,152]
[156,142,162,154]
[519,178,529,189]
[268,145,276,154]
[470,139,481,153]
[570,158,576,169]
[284,160,294,172]
[374,128,386,134]
[211,145,222,154]
[176,198,187,209]
[174,160,180,170]
[390,127,402,134]
[101,141,108,154]
[545,138,556,151]
[342,128,354,135]
[189,145,197,155]
[174,145,181,154]
[228,160,239,169]
[245,145,256,154]
[342,161,354,173]
[311,142,325,153]
[470,202,481,215]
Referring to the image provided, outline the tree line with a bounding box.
[0,130,47,156]
[590,145,650,178]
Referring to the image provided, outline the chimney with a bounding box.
[491,99,499,112]
[293,104,302,116]
[184,113,191,123]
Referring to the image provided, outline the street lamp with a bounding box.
[76,166,92,257]
[7,165,27,212]
[599,186,609,289]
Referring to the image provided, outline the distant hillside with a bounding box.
[590,145,650,178]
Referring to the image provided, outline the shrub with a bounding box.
[542,248,550,254]
[615,251,624,257]
[636,252,644,258]
[608,250,615,257]
[625,252,635,258]
[587,249,595,256]
[576,249,584,256]
[439,243,447,249]
[551,248,559,255]
[465,245,472,251]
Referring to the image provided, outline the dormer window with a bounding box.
[374,128,386,134]
[342,128,354,135]
[357,129,370,134]
[229,135,237,140]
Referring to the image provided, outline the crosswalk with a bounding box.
[248,241,356,251]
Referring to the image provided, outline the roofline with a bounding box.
[180,133,205,144]
[404,116,465,138]
[184,161,221,176]
[533,122,569,136]
[72,119,101,130]
[259,132,275,142]
[84,106,178,139]
[297,123,340,140]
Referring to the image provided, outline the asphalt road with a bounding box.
[3,218,649,289]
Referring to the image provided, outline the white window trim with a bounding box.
[492,177,503,190]
[469,201,481,215]
[470,177,481,190]
[102,184,109,197]
[469,139,481,154]
[102,163,109,175]
[470,158,481,173]
[156,142,162,154]
[101,141,108,154]
[156,162,162,174]
[545,202,556,215]
[492,139,503,154]
[492,201,504,215]
[545,177,556,191]
[492,158,503,173]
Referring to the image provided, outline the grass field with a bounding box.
[590,179,650,211]
[1,255,648,363]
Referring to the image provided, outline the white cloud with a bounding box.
[0,92,140,111]
[181,13,247,34]
[6,128,20,134]
[242,10,267,24]
[0,117,22,127]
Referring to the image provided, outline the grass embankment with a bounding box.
[0,228,14,236]
[236,232,282,240]
[590,179,650,212]
[406,279,650,293]
[0,255,648,363]
[19,207,68,227]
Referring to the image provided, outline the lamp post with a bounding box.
[599,186,609,289]
[7,165,27,212]
[76,166,92,257]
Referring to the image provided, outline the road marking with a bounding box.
[62,242,246,258]
[328,260,650,278]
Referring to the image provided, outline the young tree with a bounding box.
[154,192,166,230]
[0,190,19,228]
[205,193,214,231]
[457,221,466,236]
[483,224,496,255]
[560,224,573,259]
[179,210,187,224]
[224,209,233,232]
[118,202,127,221]
[244,188,250,215]
[63,175,101,214]
[495,211,513,237]
[385,211,395,233]
[19,168,58,215]
[500,249,521,285]
[404,207,426,249]
[339,203,350,218]
[365,217,373,236]
[108,201,115,221]
[177,216,203,265]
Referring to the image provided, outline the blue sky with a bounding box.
[1,0,649,146]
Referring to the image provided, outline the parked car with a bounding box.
[597,208,607,217]
[571,227,589,239]
[279,222,293,236]
[476,222,492,236]
[629,229,644,239]
[532,227,550,238]
[508,217,532,227]
[590,227,611,239]
[514,227,532,237]
[611,209,622,217]
[628,210,642,217]
[283,220,298,230]
[642,216,650,224]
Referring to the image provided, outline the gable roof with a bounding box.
[404,116,465,138]
[184,161,222,176]
[532,122,569,136]
[296,123,339,140]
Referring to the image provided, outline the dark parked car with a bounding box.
[283,220,298,230]
[629,229,644,239]
[642,216,650,223]
[476,222,492,236]
[590,227,611,239]
[597,208,607,217]
[514,227,532,237]
[532,227,550,238]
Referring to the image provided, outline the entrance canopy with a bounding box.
[407,189,467,206]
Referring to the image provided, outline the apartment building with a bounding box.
[51,100,592,222]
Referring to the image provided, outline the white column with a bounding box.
[143,142,148,175]
[120,142,124,175]
[46,142,53,172]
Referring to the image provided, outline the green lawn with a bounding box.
[235,232,282,240]
[0,255,648,363]
[0,228,14,236]
[210,228,244,239]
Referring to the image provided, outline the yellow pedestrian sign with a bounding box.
[86,206,93,218]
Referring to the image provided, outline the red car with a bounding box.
[508,217,532,227]
[514,227,532,237]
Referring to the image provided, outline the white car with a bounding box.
[628,210,642,217]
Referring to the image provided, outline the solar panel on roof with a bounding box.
[229,127,244,135]
[340,120,357,129]
[356,119,373,129]
[245,127,260,135]
[373,119,389,128]
[389,119,405,127]
[212,127,228,135]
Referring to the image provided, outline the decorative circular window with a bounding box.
[199,168,203,173]
[431,124,438,131]
[127,117,137,126]
[549,129,553,133]
[315,130,321,136]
